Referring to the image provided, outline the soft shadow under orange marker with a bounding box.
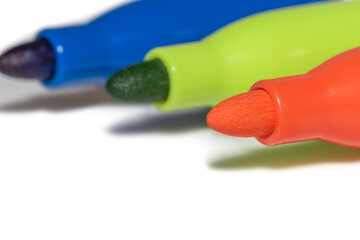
[207,47,360,148]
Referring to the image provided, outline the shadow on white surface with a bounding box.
[0,87,119,112]
[210,140,360,170]
[0,74,135,112]
[109,108,210,134]
[0,74,210,133]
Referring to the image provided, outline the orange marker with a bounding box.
[207,47,360,148]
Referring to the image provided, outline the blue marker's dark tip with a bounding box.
[0,39,55,80]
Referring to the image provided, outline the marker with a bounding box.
[106,1,360,112]
[207,46,360,148]
[0,0,324,89]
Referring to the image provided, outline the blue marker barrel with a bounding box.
[38,0,326,88]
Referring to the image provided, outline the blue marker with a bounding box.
[0,0,325,89]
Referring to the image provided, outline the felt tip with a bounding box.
[106,59,170,103]
[207,89,276,138]
[0,39,55,80]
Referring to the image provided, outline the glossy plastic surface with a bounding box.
[252,47,360,148]
[37,0,325,88]
[147,1,360,112]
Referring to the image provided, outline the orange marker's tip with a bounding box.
[207,89,276,138]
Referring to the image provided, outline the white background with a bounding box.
[1,0,360,239]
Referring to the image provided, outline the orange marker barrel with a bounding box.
[252,47,360,148]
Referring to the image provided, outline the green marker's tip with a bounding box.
[106,59,170,103]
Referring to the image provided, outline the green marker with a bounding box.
[107,1,360,112]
